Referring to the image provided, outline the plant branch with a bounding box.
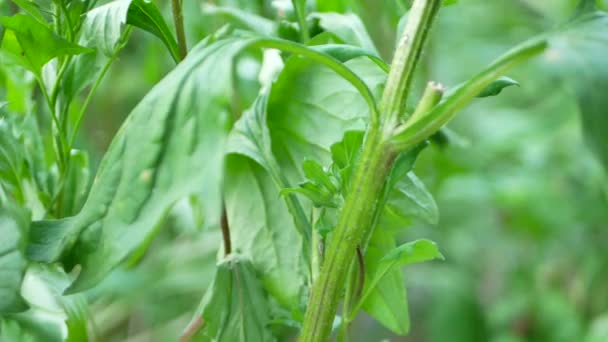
[171,0,188,60]
[390,38,547,150]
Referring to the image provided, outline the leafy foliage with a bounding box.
[1,0,607,340]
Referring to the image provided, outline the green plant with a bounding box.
[1,0,607,341]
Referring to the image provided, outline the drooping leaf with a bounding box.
[0,14,92,76]
[542,5,608,169]
[61,0,179,99]
[195,255,273,341]
[79,0,133,57]
[224,155,307,310]
[126,0,180,61]
[27,37,256,293]
[0,203,29,314]
[358,239,443,335]
[226,94,274,171]
[309,12,378,53]
[475,76,519,98]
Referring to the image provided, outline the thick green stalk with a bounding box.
[380,0,442,125]
[299,1,441,340]
[300,128,395,341]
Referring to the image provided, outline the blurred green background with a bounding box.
[2,0,608,341]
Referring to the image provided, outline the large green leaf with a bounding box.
[542,3,608,169]
[0,203,29,314]
[0,14,91,76]
[357,239,443,335]
[195,255,273,342]
[267,55,385,183]
[27,37,255,293]
[224,155,307,311]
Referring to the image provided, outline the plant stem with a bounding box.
[379,0,442,125]
[292,0,309,42]
[300,128,395,341]
[171,0,187,60]
[220,206,231,255]
[68,28,132,152]
[299,1,441,340]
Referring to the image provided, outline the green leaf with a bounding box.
[475,76,519,98]
[226,94,274,171]
[381,239,444,264]
[12,264,88,341]
[330,130,364,170]
[202,4,276,36]
[360,228,408,335]
[8,0,47,24]
[62,0,179,98]
[281,181,339,208]
[380,149,438,228]
[0,14,92,76]
[79,0,133,57]
[77,0,179,59]
[27,37,256,293]
[195,255,273,341]
[542,7,608,169]
[356,239,443,334]
[0,203,29,314]
[380,171,438,228]
[302,159,338,194]
[224,156,307,310]
[126,0,180,61]
[310,13,378,53]
[267,55,385,184]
